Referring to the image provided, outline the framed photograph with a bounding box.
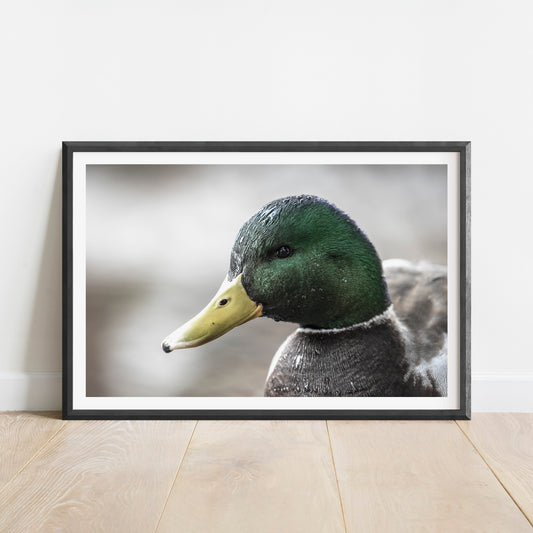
[63,142,470,420]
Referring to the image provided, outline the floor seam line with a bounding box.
[154,420,199,533]
[326,421,348,533]
[454,420,533,528]
[0,419,67,499]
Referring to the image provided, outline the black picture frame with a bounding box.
[63,141,471,420]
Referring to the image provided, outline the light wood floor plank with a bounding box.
[0,419,196,533]
[0,412,64,491]
[457,413,533,525]
[328,420,531,533]
[157,420,345,533]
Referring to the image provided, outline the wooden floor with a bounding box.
[0,414,531,532]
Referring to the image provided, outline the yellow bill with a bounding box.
[161,274,263,352]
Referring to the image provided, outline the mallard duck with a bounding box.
[162,195,447,397]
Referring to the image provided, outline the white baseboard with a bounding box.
[0,372,532,412]
[472,373,533,412]
[0,372,62,411]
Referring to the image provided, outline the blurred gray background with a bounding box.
[86,164,446,397]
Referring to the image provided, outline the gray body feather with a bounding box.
[264,260,447,397]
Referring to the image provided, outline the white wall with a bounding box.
[1,0,532,411]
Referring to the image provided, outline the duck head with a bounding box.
[162,195,390,352]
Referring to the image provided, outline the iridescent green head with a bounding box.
[162,195,391,352]
[229,195,390,329]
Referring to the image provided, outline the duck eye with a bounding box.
[275,245,292,259]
